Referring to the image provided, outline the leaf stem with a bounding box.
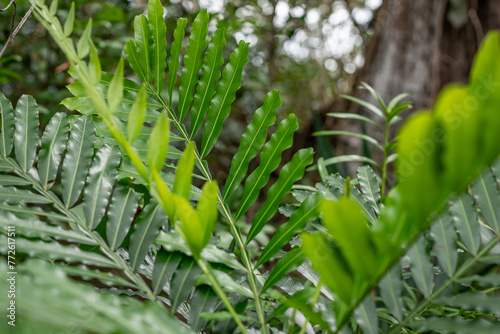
[149,88,268,333]
[381,117,390,199]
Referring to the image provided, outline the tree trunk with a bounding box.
[332,0,500,176]
[358,0,500,110]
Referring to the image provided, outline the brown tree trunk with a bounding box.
[333,0,500,175]
[358,0,500,110]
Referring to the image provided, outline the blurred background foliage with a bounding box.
[4,0,497,184]
[0,0,380,174]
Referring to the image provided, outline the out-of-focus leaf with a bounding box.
[14,95,39,172]
[77,19,93,59]
[64,2,75,37]
[148,111,170,171]
[108,57,124,112]
[173,142,195,200]
[321,198,378,279]
[190,286,219,332]
[127,84,147,144]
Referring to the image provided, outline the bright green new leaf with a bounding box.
[167,18,187,107]
[173,142,195,200]
[88,43,102,85]
[320,198,379,279]
[397,112,444,227]
[196,180,218,249]
[301,232,354,305]
[224,89,281,200]
[77,19,93,59]
[434,85,481,192]
[63,2,75,37]
[176,190,215,257]
[49,0,58,15]
[178,10,209,121]
[127,84,147,144]
[107,57,124,113]
[147,111,170,172]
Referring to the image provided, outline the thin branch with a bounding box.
[0,2,35,60]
